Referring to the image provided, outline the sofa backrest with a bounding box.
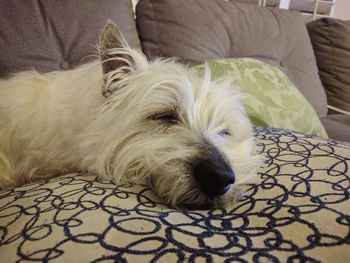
[307,18,350,113]
[0,0,140,77]
[136,0,328,117]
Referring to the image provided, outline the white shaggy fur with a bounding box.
[0,23,261,208]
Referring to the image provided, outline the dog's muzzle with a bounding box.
[192,150,235,198]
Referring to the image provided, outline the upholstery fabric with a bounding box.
[136,0,328,117]
[1,127,349,262]
[193,58,328,137]
[0,0,140,77]
[307,18,350,112]
[321,114,350,142]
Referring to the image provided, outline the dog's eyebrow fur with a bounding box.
[147,109,180,124]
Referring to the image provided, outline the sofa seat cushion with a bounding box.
[321,114,350,142]
[0,0,140,77]
[136,0,328,118]
[307,18,350,113]
[1,127,349,262]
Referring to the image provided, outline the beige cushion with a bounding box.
[1,128,349,262]
[136,0,328,117]
[0,0,140,77]
[307,18,350,112]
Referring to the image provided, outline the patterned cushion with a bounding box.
[193,58,328,138]
[1,128,349,262]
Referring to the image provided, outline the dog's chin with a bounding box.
[145,167,250,210]
[156,184,246,210]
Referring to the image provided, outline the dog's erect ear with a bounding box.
[100,21,130,73]
[100,21,135,97]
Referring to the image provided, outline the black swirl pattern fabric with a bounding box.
[0,127,349,262]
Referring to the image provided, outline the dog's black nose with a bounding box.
[192,153,235,198]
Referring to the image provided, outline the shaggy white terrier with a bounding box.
[0,22,261,208]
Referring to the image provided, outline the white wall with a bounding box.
[333,0,350,20]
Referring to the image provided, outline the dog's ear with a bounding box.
[99,21,134,97]
[99,21,130,71]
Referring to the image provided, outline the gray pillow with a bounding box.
[307,18,350,113]
[0,0,140,77]
[136,0,328,118]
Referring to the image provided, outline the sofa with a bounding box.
[0,0,349,262]
[136,0,350,142]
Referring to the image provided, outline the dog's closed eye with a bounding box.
[148,111,179,125]
[219,129,231,137]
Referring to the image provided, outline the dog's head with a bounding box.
[96,22,261,208]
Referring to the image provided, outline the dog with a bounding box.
[0,22,261,208]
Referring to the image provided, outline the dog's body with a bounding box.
[0,23,261,208]
[0,63,105,186]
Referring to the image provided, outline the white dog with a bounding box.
[0,22,261,208]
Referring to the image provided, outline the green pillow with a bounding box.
[193,58,328,138]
